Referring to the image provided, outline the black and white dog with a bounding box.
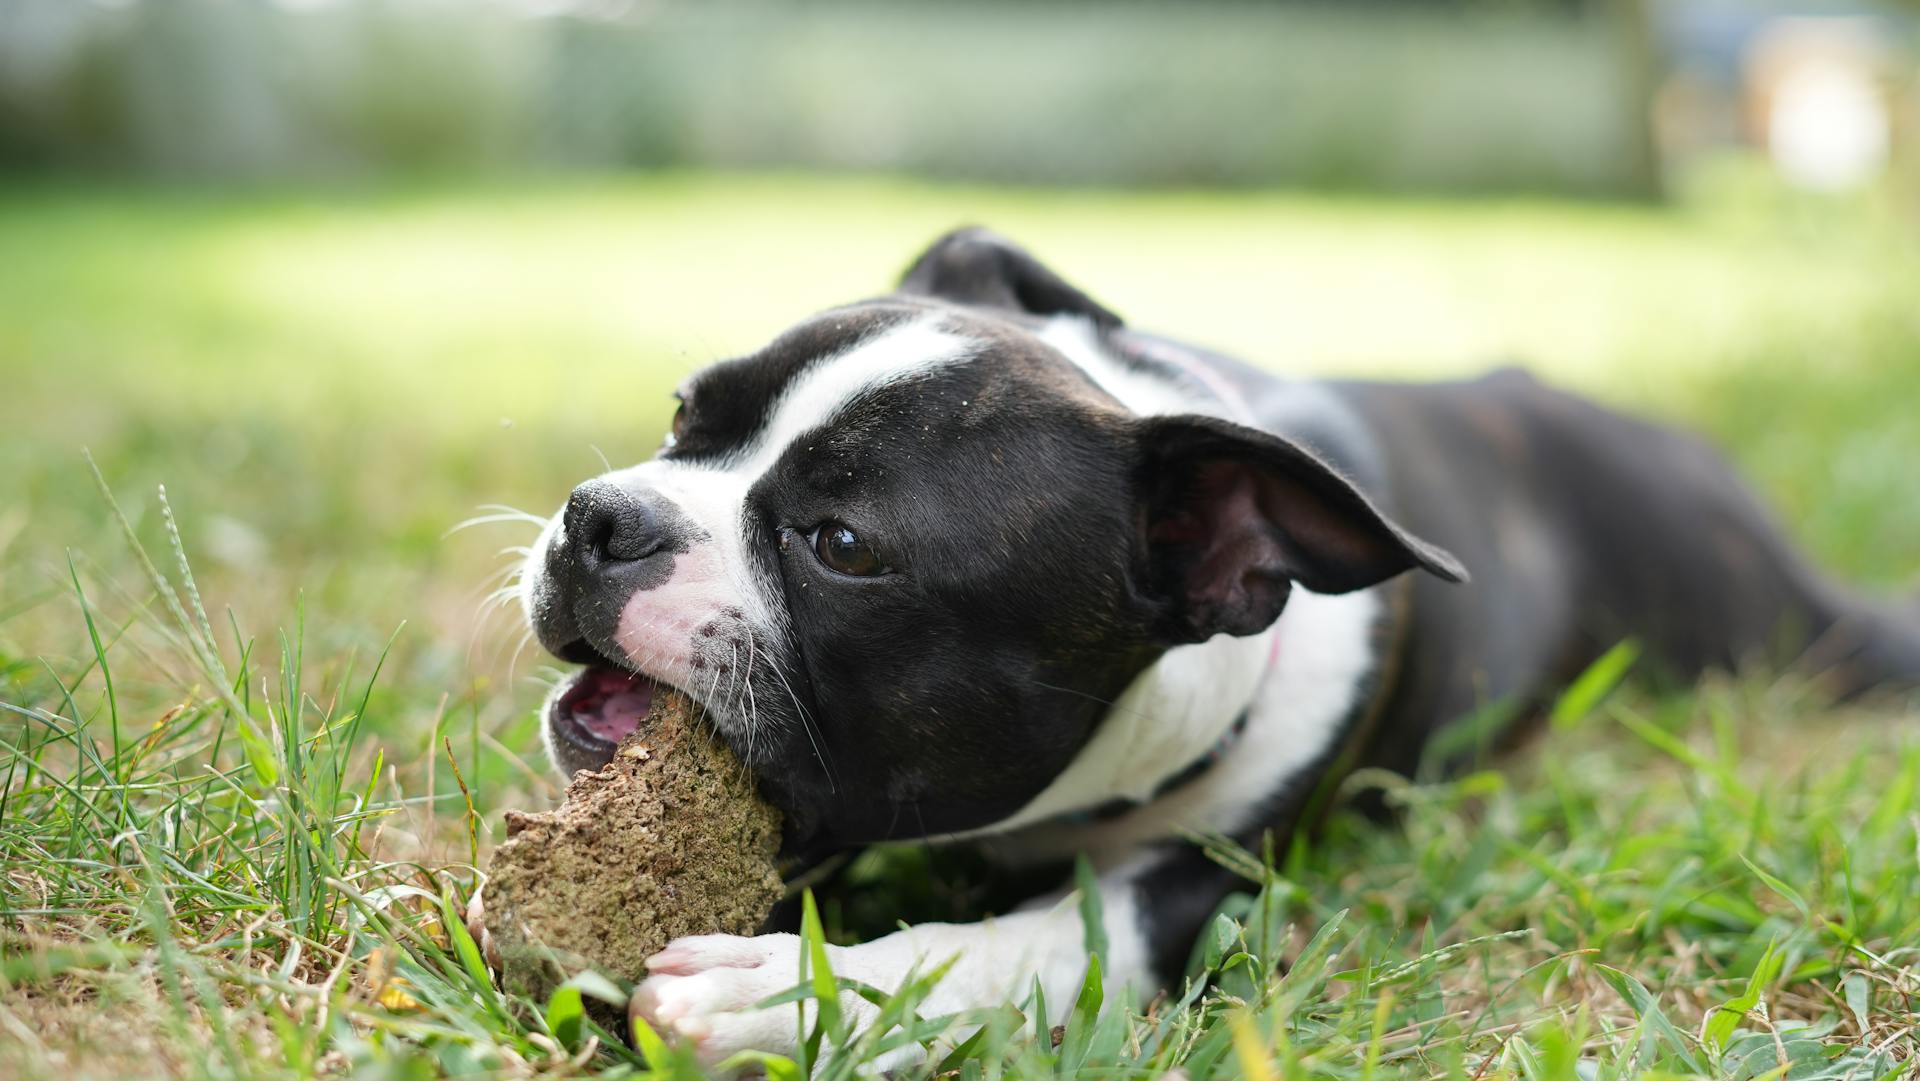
[512,229,1920,1062]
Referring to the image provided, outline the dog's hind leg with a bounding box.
[1344,370,1920,712]
[1574,424,1920,701]
[1795,590,1920,699]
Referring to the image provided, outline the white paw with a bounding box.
[463,887,500,970]
[630,933,844,1066]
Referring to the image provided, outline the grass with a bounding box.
[1,166,1917,1079]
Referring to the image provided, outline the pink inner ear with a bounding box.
[1143,418,1456,630]
[1148,508,1206,545]
[1165,462,1292,608]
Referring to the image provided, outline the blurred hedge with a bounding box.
[0,0,1645,194]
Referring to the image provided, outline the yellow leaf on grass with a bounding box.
[1231,1013,1276,1081]
[366,948,422,1011]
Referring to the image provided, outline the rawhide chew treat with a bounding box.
[481,690,783,1001]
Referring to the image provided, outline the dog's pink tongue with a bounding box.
[588,692,652,739]
[576,673,654,743]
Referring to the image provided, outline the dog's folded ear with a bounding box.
[898,227,1123,331]
[1136,415,1467,644]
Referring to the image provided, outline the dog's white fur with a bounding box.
[984,586,1379,868]
[524,314,1378,1067]
[634,871,1152,1071]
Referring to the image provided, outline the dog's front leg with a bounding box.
[629,871,1149,1068]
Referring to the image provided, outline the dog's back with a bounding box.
[1333,369,1920,780]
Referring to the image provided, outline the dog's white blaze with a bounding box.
[729,316,977,479]
[663,314,976,638]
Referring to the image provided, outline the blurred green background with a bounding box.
[3,0,1918,805]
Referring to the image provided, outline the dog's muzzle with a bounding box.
[532,479,683,771]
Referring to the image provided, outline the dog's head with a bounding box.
[521,229,1463,853]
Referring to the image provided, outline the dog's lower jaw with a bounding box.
[630,868,1151,1069]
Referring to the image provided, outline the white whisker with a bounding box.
[763,645,834,793]
[741,634,764,787]
[445,511,547,538]
[506,626,536,684]
[723,641,746,724]
[475,561,521,590]
[477,503,548,523]
[702,641,727,727]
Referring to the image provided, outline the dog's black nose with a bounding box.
[563,480,664,566]
[530,480,683,660]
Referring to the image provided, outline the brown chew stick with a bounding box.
[481,690,784,1001]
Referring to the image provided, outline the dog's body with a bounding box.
[510,230,1920,1064]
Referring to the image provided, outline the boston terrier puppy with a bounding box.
[512,228,1920,1064]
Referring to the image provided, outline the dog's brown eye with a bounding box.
[812,523,885,577]
[666,399,689,447]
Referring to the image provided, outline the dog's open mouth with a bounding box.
[550,662,660,758]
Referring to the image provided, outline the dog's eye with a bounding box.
[665,398,688,448]
[812,523,885,577]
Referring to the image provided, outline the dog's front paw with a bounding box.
[631,933,833,1065]
[463,886,500,971]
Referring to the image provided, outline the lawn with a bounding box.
[0,169,1917,1079]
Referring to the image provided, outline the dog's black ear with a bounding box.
[899,227,1122,330]
[1136,415,1466,644]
